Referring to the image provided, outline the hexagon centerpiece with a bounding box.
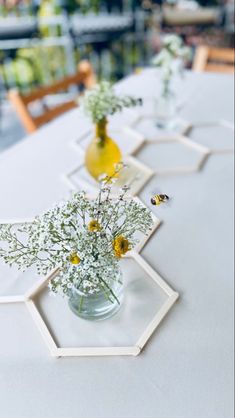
[25,254,178,357]
[0,175,178,358]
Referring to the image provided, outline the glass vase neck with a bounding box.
[96,118,108,142]
[162,81,171,98]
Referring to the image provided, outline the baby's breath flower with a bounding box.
[152,35,192,94]
[0,181,154,300]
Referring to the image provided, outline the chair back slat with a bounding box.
[193,46,235,74]
[34,101,77,128]
[8,60,96,134]
[23,73,84,105]
[208,48,235,64]
[205,63,235,74]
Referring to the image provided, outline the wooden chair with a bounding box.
[8,60,96,134]
[193,46,235,74]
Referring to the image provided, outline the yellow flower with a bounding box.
[69,253,81,265]
[113,236,130,258]
[88,220,101,232]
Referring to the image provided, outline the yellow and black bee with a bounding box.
[151,194,169,206]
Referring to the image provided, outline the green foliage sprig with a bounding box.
[82,81,142,124]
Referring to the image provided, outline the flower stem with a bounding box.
[78,295,84,314]
[99,277,120,305]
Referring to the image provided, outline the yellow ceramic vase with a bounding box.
[85,118,122,180]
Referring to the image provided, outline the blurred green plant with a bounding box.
[0,46,67,92]
[77,0,101,14]
[0,0,149,91]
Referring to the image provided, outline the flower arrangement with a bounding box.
[0,167,153,309]
[81,81,142,180]
[152,34,191,96]
[82,80,142,124]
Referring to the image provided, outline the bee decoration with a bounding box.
[151,194,170,206]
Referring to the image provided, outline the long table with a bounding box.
[0,69,234,418]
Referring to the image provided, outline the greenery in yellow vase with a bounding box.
[82,81,142,180]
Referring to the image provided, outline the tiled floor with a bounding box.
[0,101,26,153]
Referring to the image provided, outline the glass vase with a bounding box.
[68,269,123,321]
[85,118,122,180]
[155,90,177,129]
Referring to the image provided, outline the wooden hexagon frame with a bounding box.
[187,119,235,155]
[132,134,211,176]
[0,210,169,358]
[24,253,179,358]
[64,120,214,188]
[0,294,25,304]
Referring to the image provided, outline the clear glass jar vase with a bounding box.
[155,90,177,129]
[68,270,123,321]
[85,118,122,180]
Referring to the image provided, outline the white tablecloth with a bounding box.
[0,69,234,418]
